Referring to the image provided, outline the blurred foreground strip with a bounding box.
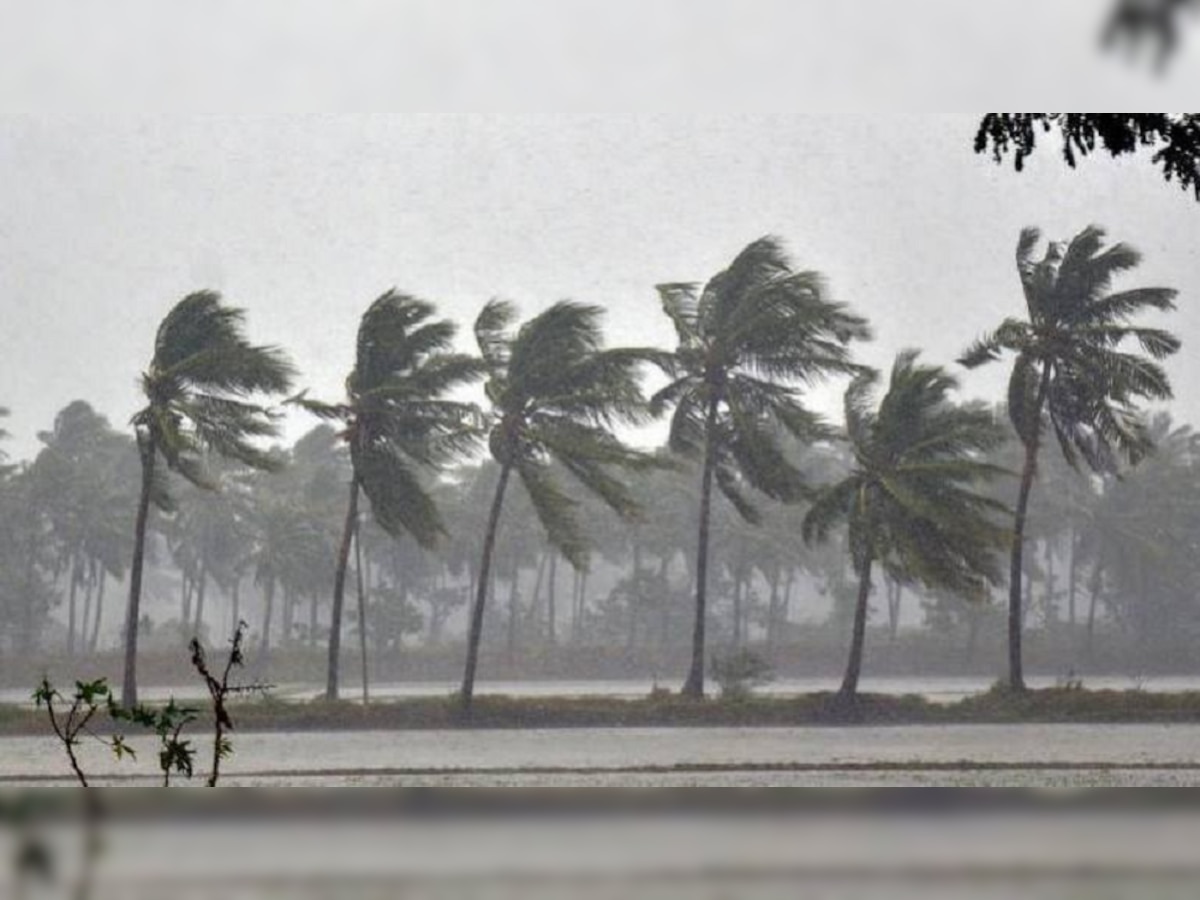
[5,790,1200,898]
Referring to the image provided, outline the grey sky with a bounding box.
[1,114,1198,460]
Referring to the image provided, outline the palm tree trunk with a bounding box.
[181,572,192,631]
[192,565,207,640]
[1086,557,1103,657]
[121,436,156,707]
[886,578,902,642]
[325,477,360,702]
[81,561,93,656]
[259,578,275,658]
[230,574,241,634]
[67,558,79,657]
[460,463,512,710]
[840,555,874,699]
[1007,366,1051,692]
[281,583,294,646]
[530,551,548,629]
[354,521,369,705]
[90,568,106,653]
[682,395,720,698]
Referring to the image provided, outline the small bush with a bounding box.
[711,649,774,701]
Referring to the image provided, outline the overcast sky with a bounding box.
[1,113,1198,460]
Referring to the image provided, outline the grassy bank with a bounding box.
[10,685,1200,736]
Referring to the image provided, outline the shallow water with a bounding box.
[0,673,1183,708]
[8,722,1200,786]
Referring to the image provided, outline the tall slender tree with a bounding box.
[122,292,295,706]
[290,290,482,701]
[960,226,1179,690]
[652,237,870,696]
[459,300,661,710]
[803,352,1008,699]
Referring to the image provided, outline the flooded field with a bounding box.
[0,673,1186,708]
[7,722,1200,786]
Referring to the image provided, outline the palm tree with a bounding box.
[803,351,1008,699]
[652,236,870,696]
[459,299,660,709]
[960,225,1179,690]
[290,290,482,701]
[122,292,295,706]
[34,401,133,656]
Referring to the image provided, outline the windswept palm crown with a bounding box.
[459,299,662,707]
[654,237,870,518]
[961,226,1178,471]
[290,290,483,700]
[292,290,483,546]
[652,236,871,695]
[474,299,660,566]
[134,293,295,487]
[959,225,1179,690]
[804,353,1009,593]
[803,352,1008,697]
[122,292,295,705]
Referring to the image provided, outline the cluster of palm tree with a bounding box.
[0,227,1183,704]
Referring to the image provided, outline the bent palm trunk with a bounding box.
[325,478,360,701]
[354,523,369,705]
[840,556,873,699]
[460,464,512,711]
[90,569,106,654]
[682,396,719,698]
[1008,439,1039,691]
[1007,365,1051,691]
[121,437,156,707]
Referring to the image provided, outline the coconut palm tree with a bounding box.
[34,401,133,656]
[652,236,871,696]
[121,292,295,706]
[960,225,1179,690]
[803,351,1008,699]
[290,290,483,701]
[459,299,661,709]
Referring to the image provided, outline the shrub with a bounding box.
[711,649,774,701]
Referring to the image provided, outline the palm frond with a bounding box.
[802,476,860,545]
[475,298,518,370]
[352,441,445,548]
[959,318,1031,368]
[656,282,702,348]
[284,390,352,423]
[516,460,589,569]
[714,464,762,526]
